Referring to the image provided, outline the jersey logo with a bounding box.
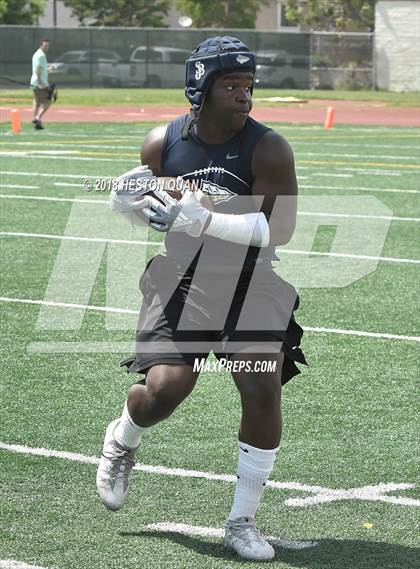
[226,153,239,160]
[200,181,236,204]
[195,61,205,80]
[236,54,250,64]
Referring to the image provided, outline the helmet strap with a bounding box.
[181,100,204,140]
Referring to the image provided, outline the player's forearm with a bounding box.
[204,211,270,248]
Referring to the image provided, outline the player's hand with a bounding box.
[154,188,211,237]
[109,165,155,213]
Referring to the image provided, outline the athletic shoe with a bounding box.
[34,120,44,130]
[96,419,137,511]
[225,517,275,561]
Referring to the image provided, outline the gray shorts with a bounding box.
[121,255,307,384]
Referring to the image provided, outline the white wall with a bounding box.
[374,0,420,91]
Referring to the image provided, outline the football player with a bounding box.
[97,36,306,562]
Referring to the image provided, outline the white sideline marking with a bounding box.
[0,442,418,508]
[3,231,418,265]
[300,184,420,194]
[144,522,318,550]
[1,297,419,343]
[0,562,47,569]
[0,184,40,190]
[1,194,419,223]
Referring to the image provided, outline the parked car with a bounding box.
[254,50,309,89]
[49,50,121,82]
[97,46,190,88]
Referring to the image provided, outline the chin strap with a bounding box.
[181,101,205,140]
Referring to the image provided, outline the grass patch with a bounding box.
[1,88,419,107]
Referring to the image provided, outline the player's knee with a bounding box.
[238,372,282,410]
[149,380,179,416]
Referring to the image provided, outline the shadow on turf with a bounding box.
[120,530,419,567]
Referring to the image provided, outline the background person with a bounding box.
[30,39,51,130]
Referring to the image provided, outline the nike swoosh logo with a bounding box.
[226,153,239,160]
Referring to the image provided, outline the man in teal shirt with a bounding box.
[30,39,51,130]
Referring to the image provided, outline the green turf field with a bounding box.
[1,88,419,107]
[0,122,419,569]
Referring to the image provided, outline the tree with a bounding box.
[0,0,46,24]
[64,0,171,27]
[176,0,269,29]
[285,0,375,32]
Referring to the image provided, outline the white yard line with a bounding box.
[293,142,419,151]
[0,153,132,163]
[0,194,106,204]
[5,142,138,150]
[311,173,354,178]
[0,297,138,314]
[300,184,420,194]
[279,249,420,265]
[340,167,406,176]
[0,184,40,190]
[1,231,418,264]
[1,194,419,223]
[0,171,112,179]
[302,326,420,343]
[298,210,420,222]
[0,442,418,508]
[298,151,420,161]
[0,562,48,569]
[0,231,160,246]
[1,297,419,343]
[144,522,318,550]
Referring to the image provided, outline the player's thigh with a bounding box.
[142,363,199,406]
[230,349,284,407]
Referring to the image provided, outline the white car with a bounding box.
[49,50,121,84]
[98,46,190,88]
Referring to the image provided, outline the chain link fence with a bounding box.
[0,26,372,90]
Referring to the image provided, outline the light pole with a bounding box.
[53,0,57,27]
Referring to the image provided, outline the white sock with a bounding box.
[113,402,149,449]
[228,441,279,521]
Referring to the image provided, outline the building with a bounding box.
[374,0,420,91]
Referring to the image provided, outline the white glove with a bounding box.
[109,165,155,213]
[152,188,211,236]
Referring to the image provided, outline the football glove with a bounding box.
[151,188,211,236]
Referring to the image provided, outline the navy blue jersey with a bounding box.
[161,114,276,268]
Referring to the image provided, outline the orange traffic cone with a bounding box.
[11,109,21,134]
[324,106,335,129]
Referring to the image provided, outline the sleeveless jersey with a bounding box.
[161,114,276,268]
